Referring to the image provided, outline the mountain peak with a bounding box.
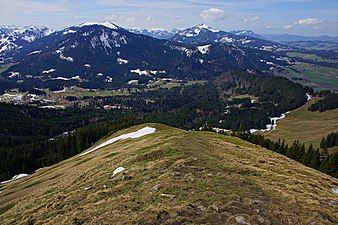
[195,23,220,33]
[176,24,220,38]
[78,21,119,30]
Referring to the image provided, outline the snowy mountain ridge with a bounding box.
[0,25,51,60]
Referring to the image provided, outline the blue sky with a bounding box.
[1,0,337,36]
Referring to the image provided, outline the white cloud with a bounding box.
[105,14,135,23]
[284,25,294,30]
[164,15,181,21]
[296,18,320,25]
[146,16,154,22]
[200,8,230,22]
[243,16,260,23]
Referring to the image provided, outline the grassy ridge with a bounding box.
[0,124,337,224]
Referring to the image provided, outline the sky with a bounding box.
[0,0,337,36]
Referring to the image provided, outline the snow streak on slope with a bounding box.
[80,126,156,156]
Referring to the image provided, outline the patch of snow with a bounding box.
[14,94,23,101]
[185,49,195,57]
[9,72,20,78]
[117,58,129,64]
[106,76,113,83]
[241,39,252,44]
[127,80,138,85]
[60,54,73,62]
[306,93,312,101]
[250,111,290,133]
[97,73,103,76]
[53,87,67,93]
[71,75,81,80]
[1,174,28,184]
[42,68,56,74]
[28,50,41,55]
[250,129,259,134]
[39,106,56,109]
[80,126,156,156]
[197,44,211,54]
[131,69,149,75]
[51,77,71,81]
[55,47,74,62]
[212,128,230,133]
[51,76,79,81]
[84,64,91,68]
[220,36,234,43]
[112,167,125,176]
[100,30,112,52]
[63,29,76,35]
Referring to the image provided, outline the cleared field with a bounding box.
[266,98,338,152]
[147,80,207,90]
[276,62,338,91]
[286,52,338,64]
[45,87,131,98]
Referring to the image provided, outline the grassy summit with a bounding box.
[0,124,337,224]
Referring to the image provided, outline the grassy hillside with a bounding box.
[1,124,337,225]
[266,98,338,153]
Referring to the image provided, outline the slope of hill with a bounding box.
[0,124,337,224]
[266,98,338,153]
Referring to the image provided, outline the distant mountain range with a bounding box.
[0,22,289,91]
[169,24,286,51]
[0,26,51,61]
[128,28,181,40]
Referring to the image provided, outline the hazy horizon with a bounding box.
[0,0,337,36]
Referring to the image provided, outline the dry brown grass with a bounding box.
[0,124,337,225]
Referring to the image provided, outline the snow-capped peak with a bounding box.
[79,21,119,30]
[197,23,209,29]
[177,24,220,37]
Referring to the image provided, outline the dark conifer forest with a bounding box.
[308,93,338,112]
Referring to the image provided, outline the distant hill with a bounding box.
[266,98,338,153]
[0,123,337,224]
[260,33,338,44]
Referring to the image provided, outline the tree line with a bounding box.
[308,93,338,112]
[320,132,338,150]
